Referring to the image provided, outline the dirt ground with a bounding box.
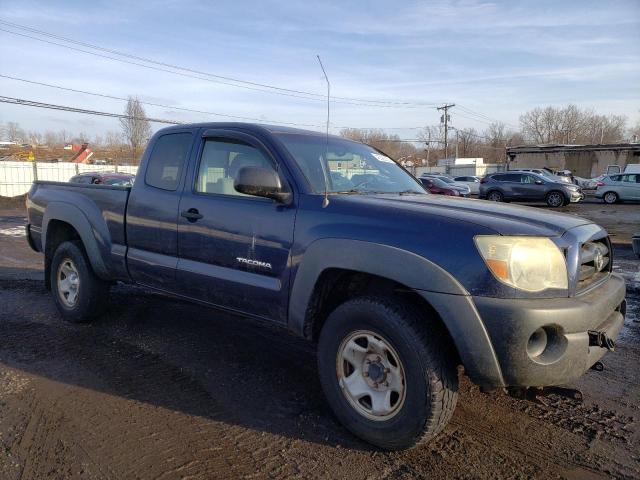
[0,200,638,479]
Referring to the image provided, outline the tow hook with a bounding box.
[588,330,615,351]
[506,386,583,404]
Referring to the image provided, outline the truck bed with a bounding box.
[27,181,131,281]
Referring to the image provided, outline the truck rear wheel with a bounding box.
[50,241,109,323]
[317,296,458,450]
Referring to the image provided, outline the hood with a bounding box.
[337,194,593,237]
[450,183,470,191]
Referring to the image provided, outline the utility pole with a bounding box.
[425,129,431,166]
[437,104,455,159]
[454,128,459,158]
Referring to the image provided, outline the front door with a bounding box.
[175,130,296,323]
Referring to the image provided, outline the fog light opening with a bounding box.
[526,325,568,365]
[527,327,548,358]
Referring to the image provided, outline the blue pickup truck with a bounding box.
[26,123,626,450]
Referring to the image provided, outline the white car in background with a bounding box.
[453,175,481,194]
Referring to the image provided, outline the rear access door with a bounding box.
[175,129,297,323]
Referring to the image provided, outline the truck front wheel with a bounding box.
[317,296,458,450]
[50,241,109,323]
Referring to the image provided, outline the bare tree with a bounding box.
[6,122,24,142]
[339,128,417,161]
[454,128,479,157]
[57,129,70,145]
[629,118,640,143]
[520,105,627,144]
[26,131,43,145]
[44,130,58,146]
[120,96,152,161]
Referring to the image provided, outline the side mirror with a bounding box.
[234,167,291,203]
[535,180,544,185]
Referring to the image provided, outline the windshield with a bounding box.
[429,177,449,188]
[437,176,455,184]
[276,133,425,194]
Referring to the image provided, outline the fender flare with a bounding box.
[288,238,504,388]
[42,201,110,279]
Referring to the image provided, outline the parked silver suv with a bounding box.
[595,173,640,204]
[479,171,584,207]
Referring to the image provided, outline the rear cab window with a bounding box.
[145,133,193,191]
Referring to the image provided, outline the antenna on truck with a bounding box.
[316,54,331,208]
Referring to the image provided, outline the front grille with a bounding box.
[577,237,611,292]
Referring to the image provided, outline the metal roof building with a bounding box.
[506,143,640,178]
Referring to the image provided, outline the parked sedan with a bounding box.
[69,172,135,186]
[479,172,583,207]
[453,175,481,194]
[595,173,640,203]
[419,177,460,196]
[420,175,471,196]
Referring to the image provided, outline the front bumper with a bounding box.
[568,190,584,202]
[474,273,626,387]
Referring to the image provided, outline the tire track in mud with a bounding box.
[0,320,262,479]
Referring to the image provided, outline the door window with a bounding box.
[195,139,275,196]
[504,173,522,182]
[521,174,538,184]
[145,133,193,191]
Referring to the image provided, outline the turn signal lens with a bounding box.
[475,236,568,292]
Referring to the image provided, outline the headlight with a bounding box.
[474,236,568,292]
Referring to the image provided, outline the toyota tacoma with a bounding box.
[26,123,626,450]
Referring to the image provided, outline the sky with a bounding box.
[0,0,639,141]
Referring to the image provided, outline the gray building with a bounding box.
[507,143,640,178]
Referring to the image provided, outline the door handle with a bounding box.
[181,208,203,222]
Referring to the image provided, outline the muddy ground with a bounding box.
[0,200,638,479]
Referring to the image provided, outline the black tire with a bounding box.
[317,296,458,450]
[603,191,618,204]
[545,190,565,208]
[487,190,503,202]
[50,240,109,323]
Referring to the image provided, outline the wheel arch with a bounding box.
[42,202,110,288]
[289,239,505,388]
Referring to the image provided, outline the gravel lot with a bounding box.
[0,199,638,479]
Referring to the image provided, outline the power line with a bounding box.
[457,104,519,129]
[0,96,180,124]
[0,73,324,128]
[1,95,511,151]
[0,73,469,132]
[0,20,443,109]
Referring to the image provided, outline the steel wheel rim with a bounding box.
[548,192,563,207]
[57,259,80,307]
[604,192,616,203]
[336,330,406,421]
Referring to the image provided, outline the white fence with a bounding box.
[0,161,138,197]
